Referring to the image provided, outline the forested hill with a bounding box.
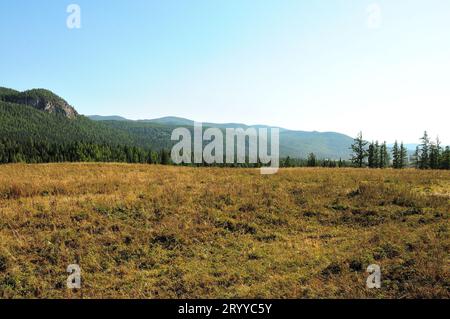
[0,87,355,160]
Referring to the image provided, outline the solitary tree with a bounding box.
[351,132,368,168]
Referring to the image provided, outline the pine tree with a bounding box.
[392,141,399,169]
[146,150,154,164]
[414,146,420,169]
[429,137,441,169]
[429,143,438,169]
[350,132,368,168]
[419,131,430,169]
[307,153,317,167]
[441,146,450,170]
[284,156,292,167]
[399,142,408,169]
[160,149,170,165]
[373,141,380,168]
[379,142,389,168]
[368,142,375,168]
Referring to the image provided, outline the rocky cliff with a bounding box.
[0,87,78,119]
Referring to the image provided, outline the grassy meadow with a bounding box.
[0,163,448,298]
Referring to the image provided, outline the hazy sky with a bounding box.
[0,0,449,143]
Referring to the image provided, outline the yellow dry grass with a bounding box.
[0,163,449,298]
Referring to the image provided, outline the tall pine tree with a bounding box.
[419,131,430,169]
[399,142,408,169]
[392,141,399,169]
[379,142,389,168]
[350,132,368,168]
[368,142,376,168]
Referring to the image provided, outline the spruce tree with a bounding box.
[379,142,389,168]
[399,142,408,169]
[429,137,441,169]
[285,156,292,167]
[350,132,368,168]
[147,149,154,164]
[368,142,375,168]
[160,149,170,165]
[374,141,380,168]
[392,141,399,169]
[419,131,430,169]
[414,146,420,169]
[441,146,450,170]
[307,153,317,167]
[429,143,438,169]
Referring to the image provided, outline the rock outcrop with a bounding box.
[0,88,78,119]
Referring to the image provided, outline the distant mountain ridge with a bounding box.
[90,115,286,130]
[88,115,130,122]
[88,115,355,159]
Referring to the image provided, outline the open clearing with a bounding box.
[0,164,449,298]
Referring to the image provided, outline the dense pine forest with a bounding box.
[0,138,161,164]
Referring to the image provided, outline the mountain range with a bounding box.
[88,115,356,159]
[0,87,356,159]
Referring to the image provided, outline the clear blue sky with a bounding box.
[1,0,449,143]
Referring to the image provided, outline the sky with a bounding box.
[0,0,449,144]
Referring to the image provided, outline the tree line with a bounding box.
[0,138,171,165]
[1,132,449,170]
[281,154,352,168]
[350,131,450,170]
[0,137,280,168]
[0,136,354,168]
